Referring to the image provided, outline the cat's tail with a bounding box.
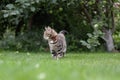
[59,30,68,35]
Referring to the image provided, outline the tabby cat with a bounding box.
[43,26,67,59]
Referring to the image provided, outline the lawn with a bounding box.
[0,51,120,80]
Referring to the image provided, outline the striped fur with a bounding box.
[43,26,67,59]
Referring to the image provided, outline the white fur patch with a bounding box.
[46,37,49,39]
[50,41,54,43]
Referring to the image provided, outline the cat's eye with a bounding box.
[47,34,51,36]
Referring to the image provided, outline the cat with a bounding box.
[43,26,67,59]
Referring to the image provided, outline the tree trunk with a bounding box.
[81,0,117,52]
[102,28,115,52]
[15,19,24,37]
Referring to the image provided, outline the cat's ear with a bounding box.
[45,26,47,30]
[47,26,51,29]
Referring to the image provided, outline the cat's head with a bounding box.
[43,26,57,40]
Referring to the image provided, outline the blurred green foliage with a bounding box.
[0,0,120,52]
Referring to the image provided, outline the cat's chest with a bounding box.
[48,40,58,48]
[49,40,54,44]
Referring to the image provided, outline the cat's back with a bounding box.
[56,33,66,40]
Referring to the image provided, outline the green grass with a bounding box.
[0,51,120,80]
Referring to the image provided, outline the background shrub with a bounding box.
[0,0,120,52]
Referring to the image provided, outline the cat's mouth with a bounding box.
[45,37,49,39]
